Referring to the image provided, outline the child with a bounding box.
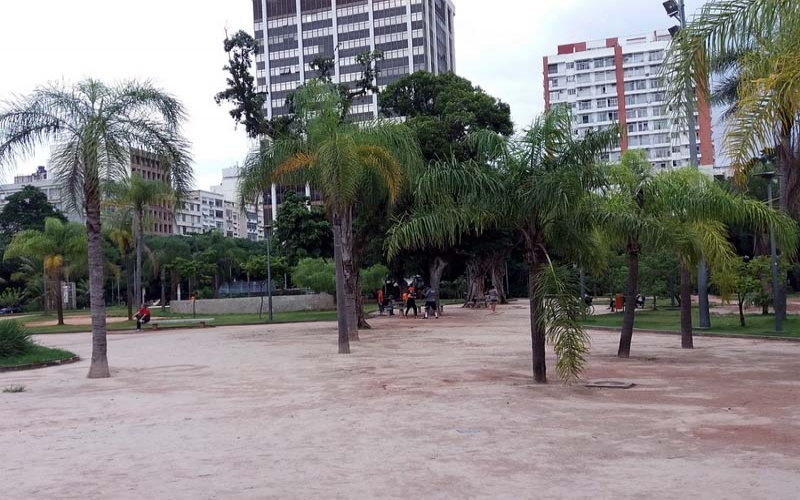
[488,285,499,313]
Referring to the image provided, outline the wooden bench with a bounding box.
[149,318,215,330]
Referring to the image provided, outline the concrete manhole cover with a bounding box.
[584,380,636,389]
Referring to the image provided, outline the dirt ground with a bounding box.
[24,315,130,327]
[1,304,798,499]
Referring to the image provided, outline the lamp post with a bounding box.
[664,0,711,328]
[266,222,273,322]
[758,171,783,332]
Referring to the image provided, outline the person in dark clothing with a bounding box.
[405,286,418,318]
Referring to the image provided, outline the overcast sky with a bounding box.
[0,0,707,190]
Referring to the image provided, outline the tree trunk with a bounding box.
[340,207,358,340]
[527,253,547,384]
[332,212,350,354]
[135,210,143,309]
[160,267,166,312]
[618,240,639,358]
[491,259,508,304]
[126,256,133,321]
[680,262,693,349]
[738,295,746,327]
[247,273,252,297]
[429,256,447,310]
[55,267,65,326]
[86,190,110,379]
[356,271,370,329]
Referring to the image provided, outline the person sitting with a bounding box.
[636,293,646,309]
[135,304,151,331]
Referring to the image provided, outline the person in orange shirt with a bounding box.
[405,286,417,318]
[377,289,385,315]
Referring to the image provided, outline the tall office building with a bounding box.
[253,0,456,123]
[544,30,717,173]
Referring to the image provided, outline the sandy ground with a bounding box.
[1,305,799,499]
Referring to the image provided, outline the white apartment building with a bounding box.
[544,30,716,172]
[0,166,83,222]
[210,167,268,241]
[174,190,232,236]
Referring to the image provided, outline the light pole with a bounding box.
[664,0,711,328]
[266,223,273,322]
[758,171,782,332]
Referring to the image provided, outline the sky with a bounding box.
[0,0,708,191]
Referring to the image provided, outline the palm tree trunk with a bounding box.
[526,234,547,383]
[126,256,133,321]
[680,262,693,349]
[618,240,640,358]
[86,192,110,379]
[355,271,370,329]
[135,211,143,309]
[55,266,65,326]
[160,267,166,312]
[332,212,350,354]
[429,256,447,310]
[340,207,358,340]
[737,294,746,327]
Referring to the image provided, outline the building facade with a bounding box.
[0,166,83,222]
[129,149,176,236]
[543,30,716,172]
[253,0,456,122]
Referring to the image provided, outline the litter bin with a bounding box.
[614,294,624,312]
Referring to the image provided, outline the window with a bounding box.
[578,100,592,110]
[608,97,618,107]
[549,77,559,88]
[650,77,664,89]
[566,75,575,83]
[581,114,591,124]
[635,80,647,90]
[607,111,619,121]
[649,50,664,62]
[548,63,558,74]
[576,73,592,84]
[637,122,649,132]
[568,88,576,96]
[566,62,575,70]
[596,99,607,108]
[576,60,591,71]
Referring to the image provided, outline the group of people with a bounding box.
[377,284,440,319]
[608,293,646,312]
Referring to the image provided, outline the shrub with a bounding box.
[0,321,35,358]
[293,258,336,295]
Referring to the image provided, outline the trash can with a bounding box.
[614,294,624,311]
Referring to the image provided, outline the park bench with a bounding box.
[149,317,215,330]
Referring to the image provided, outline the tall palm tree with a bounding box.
[603,153,797,355]
[239,80,421,354]
[388,106,618,383]
[0,79,192,378]
[106,175,172,308]
[4,218,86,325]
[664,0,800,214]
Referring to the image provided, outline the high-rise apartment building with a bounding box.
[129,149,175,236]
[544,30,716,172]
[253,0,456,122]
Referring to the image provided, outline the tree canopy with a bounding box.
[0,185,66,239]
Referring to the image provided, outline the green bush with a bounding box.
[360,264,390,296]
[0,321,35,358]
[0,288,23,308]
[293,258,336,295]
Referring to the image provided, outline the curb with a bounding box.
[587,325,800,343]
[0,355,81,373]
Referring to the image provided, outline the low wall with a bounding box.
[170,293,334,315]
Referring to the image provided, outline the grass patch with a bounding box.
[0,344,76,367]
[3,385,26,393]
[582,308,800,338]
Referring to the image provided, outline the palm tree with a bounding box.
[0,79,192,378]
[388,106,618,383]
[4,218,86,325]
[664,0,800,214]
[239,80,421,354]
[106,175,172,308]
[603,153,797,355]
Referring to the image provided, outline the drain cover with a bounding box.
[584,380,636,389]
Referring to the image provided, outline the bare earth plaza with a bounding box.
[2,305,798,499]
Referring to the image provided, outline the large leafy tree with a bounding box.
[0,79,192,378]
[4,218,86,325]
[273,191,333,267]
[389,106,618,383]
[0,185,66,238]
[106,175,172,309]
[239,81,422,354]
[380,72,514,299]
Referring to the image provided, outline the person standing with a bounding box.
[405,286,418,318]
[377,289,384,315]
[423,287,439,319]
[488,285,499,313]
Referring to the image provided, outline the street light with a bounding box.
[757,171,783,332]
[662,0,711,329]
[265,222,273,322]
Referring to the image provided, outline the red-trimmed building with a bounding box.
[543,30,715,172]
